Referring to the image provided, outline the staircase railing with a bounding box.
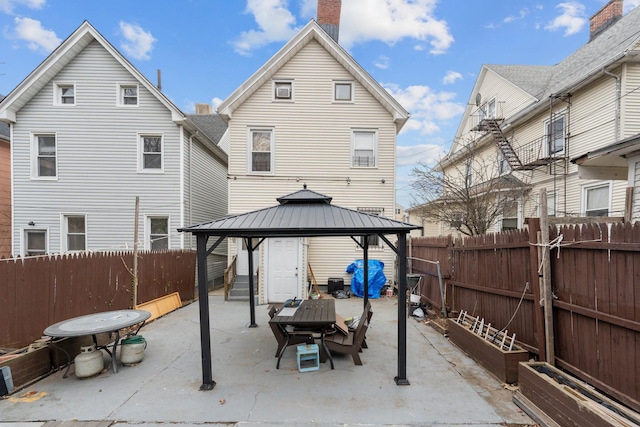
[223,255,237,301]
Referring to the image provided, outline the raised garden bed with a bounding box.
[514,362,640,427]
[447,315,529,384]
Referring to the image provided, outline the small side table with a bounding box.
[297,344,320,372]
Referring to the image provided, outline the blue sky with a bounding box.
[1,0,638,208]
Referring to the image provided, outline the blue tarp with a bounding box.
[346,259,386,299]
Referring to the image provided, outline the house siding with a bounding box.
[228,39,397,288]
[184,130,228,285]
[0,140,10,257]
[11,41,183,255]
[621,62,640,138]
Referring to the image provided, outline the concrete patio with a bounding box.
[0,292,535,427]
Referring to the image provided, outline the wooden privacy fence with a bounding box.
[408,221,640,412]
[0,250,196,350]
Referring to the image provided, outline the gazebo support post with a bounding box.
[395,232,410,385]
[246,238,258,328]
[363,235,369,308]
[197,234,216,390]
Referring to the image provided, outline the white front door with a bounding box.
[237,238,259,276]
[266,237,301,302]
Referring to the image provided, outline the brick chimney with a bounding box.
[317,0,341,43]
[195,103,213,115]
[589,0,623,41]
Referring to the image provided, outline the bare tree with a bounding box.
[410,147,532,236]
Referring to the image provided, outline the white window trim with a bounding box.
[478,97,496,120]
[31,132,58,180]
[247,127,275,175]
[145,215,170,250]
[53,81,76,106]
[356,207,385,250]
[581,181,612,217]
[137,133,164,173]
[21,227,49,257]
[60,213,87,253]
[333,80,354,103]
[500,200,522,231]
[351,129,378,168]
[272,80,294,102]
[543,112,566,157]
[117,83,139,107]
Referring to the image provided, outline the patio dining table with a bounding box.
[44,309,151,374]
[269,299,336,369]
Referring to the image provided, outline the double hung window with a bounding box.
[546,115,565,155]
[583,182,610,217]
[502,202,518,231]
[25,229,47,257]
[352,130,376,167]
[118,84,138,106]
[148,216,169,250]
[54,82,75,105]
[139,135,163,171]
[357,208,384,249]
[249,129,273,173]
[34,134,57,178]
[64,215,86,252]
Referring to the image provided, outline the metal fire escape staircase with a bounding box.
[474,118,535,171]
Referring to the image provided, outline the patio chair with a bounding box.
[268,305,315,358]
[361,301,373,349]
[324,313,370,365]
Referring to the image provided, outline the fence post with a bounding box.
[528,218,546,361]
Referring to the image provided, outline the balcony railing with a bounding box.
[512,136,566,170]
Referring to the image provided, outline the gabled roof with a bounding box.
[216,20,409,131]
[485,65,555,100]
[0,21,186,124]
[179,187,421,237]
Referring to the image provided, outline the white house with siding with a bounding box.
[217,7,409,303]
[0,21,228,283]
[433,0,640,234]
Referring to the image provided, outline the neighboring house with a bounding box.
[0,21,229,284]
[0,95,10,257]
[217,0,409,303]
[435,0,640,234]
[572,132,640,222]
[405,204,441,237]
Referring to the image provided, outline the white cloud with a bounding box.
[442,70,462,85]
[396,143,446,167]
[232,0,300,55]
[624,0,640,12]
[340,0,453,54]
[234,0,453,55]
[119,21,156,60]
[211,97,223,109]
[374,55,389,69]
[0,0,44,14]
[504,8,529,23]
[11,17,60,53]
[383,83,464,136]
[545,2,586,36]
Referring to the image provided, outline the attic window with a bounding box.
[54,82,75,106]
[273,81,293,101]
[334,81,353,102]
[118,83,138,106]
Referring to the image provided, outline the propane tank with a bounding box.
[74,344,104,378]
[120,335,147,365]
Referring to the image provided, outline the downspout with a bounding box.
[603,69,620,142]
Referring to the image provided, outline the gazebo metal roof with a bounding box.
[179,187,420,237]
[179,187,421,390]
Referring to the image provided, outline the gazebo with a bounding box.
[179,187,421,390]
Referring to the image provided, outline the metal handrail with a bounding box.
[407,256,447,317]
